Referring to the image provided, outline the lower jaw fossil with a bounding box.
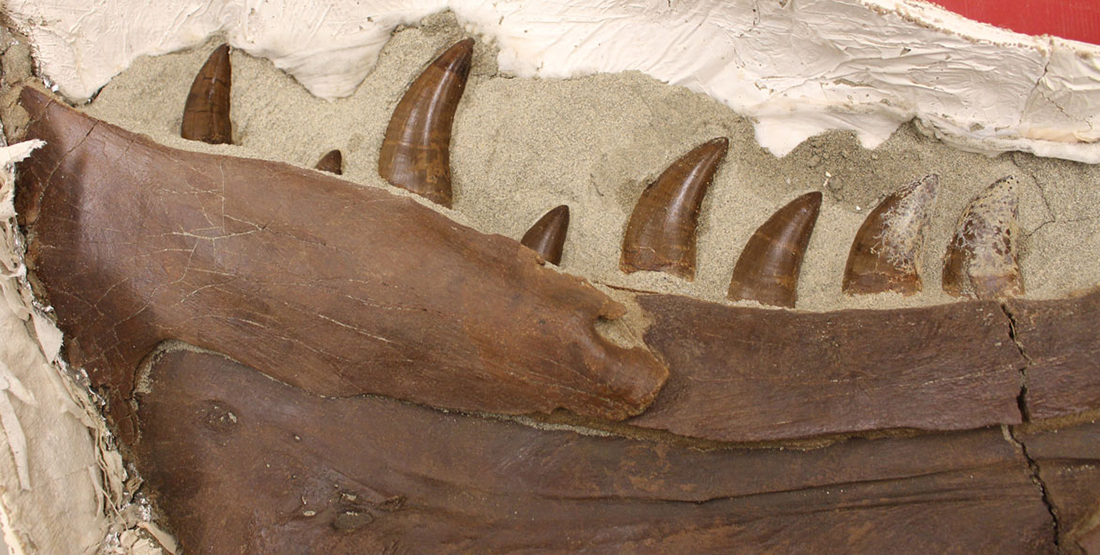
[13,82,1100,553]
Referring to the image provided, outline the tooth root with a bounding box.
[181,44,232,144]
[843,174,939,296]
[727,192,823,308]
[378,38,474,208]
[315,149,343,175]
[943,176,1023,300]
[620,137,729,280]
[521,205,570,265]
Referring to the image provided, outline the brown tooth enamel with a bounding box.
[315,149,343,175]
[943,176,1023,300]
[843,174,939,296]
[521,205,570,265]
[181,44,232,144]
[620,137,729,280]
[378,38,474,208]
[727,191,823,308]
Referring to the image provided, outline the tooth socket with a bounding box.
[728,192,823,308]
[181,44,233,145]
[315,149,343,175]
[942,176,1023,300]
[843,175,939,296]
[521,205,570,265]
[620,137,729,280]
[378,39,475,208]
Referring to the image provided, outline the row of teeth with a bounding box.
[180,40,1022,308]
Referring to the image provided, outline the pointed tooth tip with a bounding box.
[437,38,475,71]
[521,205,571,266]
[727,192,823,308]
[315,149,343,174]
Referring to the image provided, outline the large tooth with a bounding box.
[727,191,823,308]
[181,44,232,144]
[943,176,1023,300]
[315,149,343,175]
[620,137,729,280]
[521,205,570,265]
[843,174,939,295]
[378,38,474,208]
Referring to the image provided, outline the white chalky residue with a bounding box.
[6,0,1100,162]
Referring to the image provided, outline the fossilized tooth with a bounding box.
[314,149,343,174]
[378,38,474,208]
[15,86,668,442]
[134,348,1059,555]
[521,205,570,265]
[727,191,822,308]
[620,137,729,280]
[843,174,940,296]
[942,176,1023,300]
[181,44,232,144]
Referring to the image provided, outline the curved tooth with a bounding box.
[181,44,232,144]
[620,137,729,280]
[943,176,1023,300]
[378,38,474,208]
[843,174,939,295]
[315,149,343,175]
[521,205,570,265]
[727,191,823,308]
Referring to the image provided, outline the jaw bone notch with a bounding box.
[620,137,729,280]
[727,191,823,308]
[378,38,474,208]
[843,174,940,296]
[314,149,343,174]
[521,205,570,266]
[180,43,232,145]
[942,176,1024,300]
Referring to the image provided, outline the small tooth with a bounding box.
[181,44,232,144]
[942,176,1023,300]
[521,205,570,266]
[620,137,729,280]
[727,191,823,308]
[843,174,939,295]
[378,38,475,208]
[315,149,343,175]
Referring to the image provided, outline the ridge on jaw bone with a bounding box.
[314,149,343,175]
[943,176,1023,300]
[843,174,939,296]
[378,38,474,208]
[520,205,570,266]
[181,44,232,145]
[14,85,668,443]
[621,137,729,280]
[727,191,822,308]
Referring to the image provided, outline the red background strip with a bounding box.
[926,0,1100,45]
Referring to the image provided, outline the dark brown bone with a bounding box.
[14,86,667,442]
[520,205,569,265]
[1005,288,1100,420]
[627,293,1025,442]
[1018,421,1100,553]
[843,174,938,295]
[180,44,232,144]
[133,348,1057,555]
[378,38,473,207]
[943,176,1023,299]
[727,191,822,308]
[314,149,343,175]
[620,138,728,280]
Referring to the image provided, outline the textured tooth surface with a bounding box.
[181,44,232,144]
[727,191,823,308]
[378,38,474,208]
[620,137,729,280]
[521,205,570,265]
[314,149,343,175]
[843,174,939,296]
[943,176,1023,300]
